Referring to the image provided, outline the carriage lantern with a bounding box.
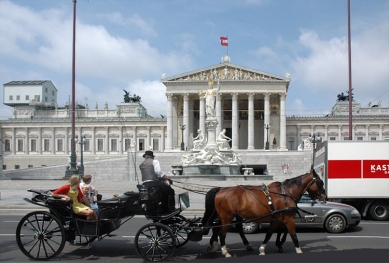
[139,185,149,201]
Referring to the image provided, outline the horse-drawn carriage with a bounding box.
[16,184,203,262]
[16,170,326,261]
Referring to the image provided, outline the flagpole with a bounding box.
[227,36,228,57]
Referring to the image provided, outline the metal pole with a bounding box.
[347,0,353,140]
[66,0,78,177]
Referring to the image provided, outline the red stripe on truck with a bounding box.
[328,160,361,178]
[363,160,389,178]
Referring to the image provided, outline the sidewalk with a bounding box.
[0,177,282,216]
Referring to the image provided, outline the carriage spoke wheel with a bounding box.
[16,211,65,260]
[134,222,176,262]
[166,215,189,248]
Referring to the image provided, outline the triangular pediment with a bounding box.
[162,62,290,82]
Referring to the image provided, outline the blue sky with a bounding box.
[1,0,388,118]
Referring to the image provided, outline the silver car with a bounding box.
[241,194,361,234]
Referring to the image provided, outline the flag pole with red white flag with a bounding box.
[220,36,228,56]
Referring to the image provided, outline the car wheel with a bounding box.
[369,201,389,221]
[242,222,259,234]
[325,214,346,233]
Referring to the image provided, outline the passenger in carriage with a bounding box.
[81,184,99,216]
[52,175,97,220]
[139,150,176,212]
[80,174,99,215]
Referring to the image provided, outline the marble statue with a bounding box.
[217,129,231,150]
[203,78,219,118]
[193,129,207,150]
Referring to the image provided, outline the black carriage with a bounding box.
[15,185,203,262]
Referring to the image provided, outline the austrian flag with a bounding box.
[220,37,228,46]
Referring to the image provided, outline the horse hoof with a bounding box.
[259,246,266,256]
[221,246,231,257]
[277,247,286,253]
[295,247,303,254]
[246,244,254,251]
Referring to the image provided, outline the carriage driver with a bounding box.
[139,150,176,212]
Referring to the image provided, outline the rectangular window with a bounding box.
[5,139,11,151]
[97,139,103,151]
[45,87,48,93]
[26,95,30,100]
[287,137,295,150]
[139,139,145,151]
[57,139,63,152]
[124,139,131,151]
[84,139,90,151]
[43,139,50,152]
[34,95,40,102]
[343,137,349,140]
[45,96,48,102]
[31,139,37,151]
[357,137,363,141]
[17,139,23,152]
[111,139,117,151]
[329,137,336,140]
[9,95,13,100]
[15,165,20,169]
[153,139,159,151]
[16,95,20,100]
[28,165,33,168]
[371,137,377,141]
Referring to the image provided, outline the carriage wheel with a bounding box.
[134,222,176,262]
[16,211,65,260]
[167,215,189,248]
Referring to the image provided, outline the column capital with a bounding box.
[365,124,370,128]
[231,93,239,100]
[338,125,342,128]
[279,92,287,100]
[263,92,271,100]
[216,92,223,100]
[247,92,255,100]
[182,93,190,100]
[166,93,174,100]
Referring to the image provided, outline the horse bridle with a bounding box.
[306,174,326,202]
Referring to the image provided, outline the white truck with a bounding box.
[313,140,389,221]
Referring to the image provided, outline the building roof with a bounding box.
[4,80,52,86]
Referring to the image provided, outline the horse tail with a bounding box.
[202,187,220,229]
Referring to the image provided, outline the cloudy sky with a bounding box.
[0,0,388,119]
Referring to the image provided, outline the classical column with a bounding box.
[105,127,109,154]
[25,128,29,154]
[199,95,205,134]
[183,93,189,148]
[38,127,42,154]
[338,125,342,140]
[324,125,328,141]
[119,126,123,154]
[379,124,383,140]
[247,93,255,150]
[263,93,271,149]
[133,126,137,151]
[147,126,151,150]
[166,94,173,150]
[11,128,16,155]
[297,125,301,148]
[365,125,369,141]
[279,92,287,150]
[188,98,194,148]
[231,93,239,150]
[216,92,223,136]
[160,126,165,151]
[91,127,96,154]
[65,127,69,155]
[52,128,56,154]
[352,125,356,141]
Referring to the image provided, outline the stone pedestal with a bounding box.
[205,118,218,147]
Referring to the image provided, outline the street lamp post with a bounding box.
[309,133,321,169]
[264,124,271,150]
[74,135,86,177]
[179,124,186,151]
[65,0,78,178]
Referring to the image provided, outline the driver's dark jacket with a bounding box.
[139,158,159,182]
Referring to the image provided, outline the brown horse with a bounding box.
[201,170,326,257]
